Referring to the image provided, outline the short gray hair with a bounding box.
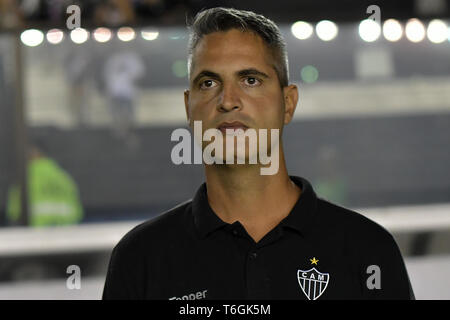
[186,7,289,87]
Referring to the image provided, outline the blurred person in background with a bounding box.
[0,0,24,29]
[94,0,135,26]
[103,49,145,148]
[5,140,83,227]
[133,0,166,19]
[313,145,348,207]
[64,47,92,127]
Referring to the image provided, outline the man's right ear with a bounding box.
[184,89,190,123]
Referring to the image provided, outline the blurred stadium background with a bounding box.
[0,0,449,299]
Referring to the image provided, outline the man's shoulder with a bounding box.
[315,198,413,299]
[135,199,193,232]
[113,199,193,252]
[316,198,396,246]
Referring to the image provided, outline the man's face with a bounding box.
[184,29,298,159]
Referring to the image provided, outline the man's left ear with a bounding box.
[283,84,299,124]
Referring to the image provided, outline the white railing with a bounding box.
[0,203,449,256]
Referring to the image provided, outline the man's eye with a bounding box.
[244,77,261,86]
[200,79,218,89]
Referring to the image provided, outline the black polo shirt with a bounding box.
[102,176,414,300]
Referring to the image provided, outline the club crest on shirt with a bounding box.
[297,266,330,300]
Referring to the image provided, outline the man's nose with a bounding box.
[217,82,242,112]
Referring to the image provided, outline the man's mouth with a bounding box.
[217,121,249,134]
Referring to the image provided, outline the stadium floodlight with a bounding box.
[93,27,112,43]
[117,27,135,42]
[70,28,89,44]
[141,30,159,41]
[291,21,313,40]
[383,19,403,42]
[46,29,64,44]
[427,19,448,43]
[359,19,381,42]
[405,18,425,42]
[316,20,338,41]
[21,29,44,47]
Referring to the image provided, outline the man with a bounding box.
[103,7,414,300]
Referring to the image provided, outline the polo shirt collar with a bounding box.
[280,176,318,236]
[192,182,227,238]
[192,176,318,239]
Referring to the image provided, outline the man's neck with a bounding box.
[204,157,301,243]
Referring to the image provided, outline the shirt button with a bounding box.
[232,230,238,236]
[249,252,258,260]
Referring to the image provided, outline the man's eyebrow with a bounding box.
[192,70,221,85]
[192,68,270,85]
[237,68,269,79]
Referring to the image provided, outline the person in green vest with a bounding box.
[6,143,83,227]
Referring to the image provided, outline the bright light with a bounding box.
[383,19,403,42]
[117,27,135,42]
[172,60,188,78]
[405,18,425,43]
[291,21,313,40]
[359,19,381,42]
[93,27,112,43]
[141,30,159,41]
[300,65,319,83]
[46,29,64,44]
[20,29,44,47]
[316,20,338,41]
[70,28,89,44]
[427,19,448,43]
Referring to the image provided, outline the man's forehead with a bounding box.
[191,29,274,73]
[195,29,267,56]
